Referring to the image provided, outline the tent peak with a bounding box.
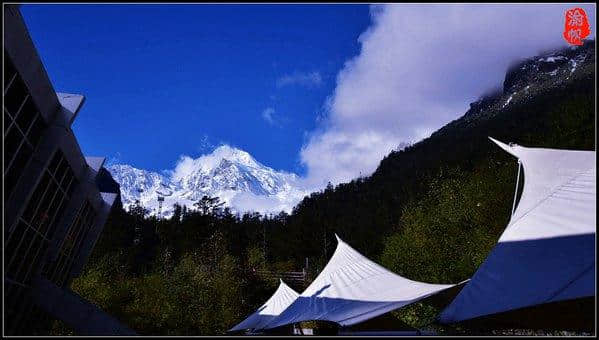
[229,276,300,332]
[488,136,508,148]
[334,233,342,243]
[488,136,518,157]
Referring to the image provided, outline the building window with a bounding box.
[4,150,77,288]
[42,200,96,287]
[3,49,48,198]
[4,150,79,335]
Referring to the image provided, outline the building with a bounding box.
[4,4,134,335]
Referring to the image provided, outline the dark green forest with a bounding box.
[49,43,595,335]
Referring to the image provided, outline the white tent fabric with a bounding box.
[439,137,596,323]
[229,279,299,332]
[263,235,456,329]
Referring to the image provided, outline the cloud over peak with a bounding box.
[300,3,596,188]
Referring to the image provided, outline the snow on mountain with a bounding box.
[107,145,311,218]
[460,40,594,123]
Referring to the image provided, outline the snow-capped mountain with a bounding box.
[456,40,594,124]
[107,145,311,218]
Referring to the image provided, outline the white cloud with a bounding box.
[300,3,596,188]
[261,107,276,125]
[277,71,323,88]
[171,155,197,182]
[229,191,299,215]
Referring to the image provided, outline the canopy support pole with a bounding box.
[511,160,522,217]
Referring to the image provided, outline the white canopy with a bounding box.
[439,137,596,323]
[229,279,299,332]
[263,235,456,329]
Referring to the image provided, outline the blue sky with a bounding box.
[21,4,370,175]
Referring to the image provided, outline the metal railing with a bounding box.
[254,269,308,285]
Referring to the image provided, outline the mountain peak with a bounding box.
[210,144,259,168]
[107,144,309,217]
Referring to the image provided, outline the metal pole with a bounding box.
[511,160,522,217]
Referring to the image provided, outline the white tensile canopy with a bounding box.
[229,279,299,332]
[439,137,596,324]
[262,235,457,330]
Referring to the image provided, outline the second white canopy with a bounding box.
[263,234,457,329]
